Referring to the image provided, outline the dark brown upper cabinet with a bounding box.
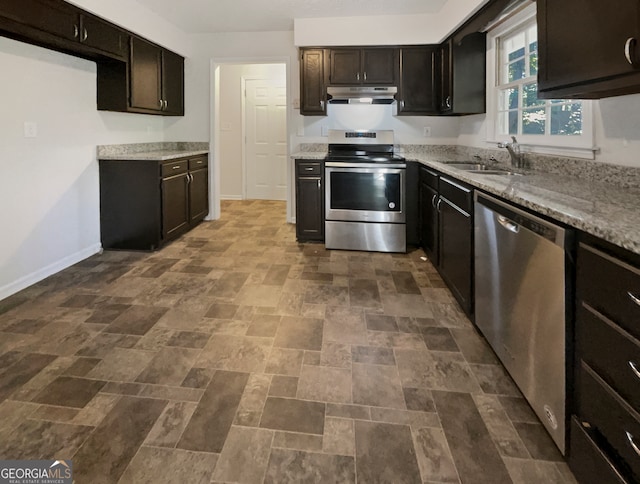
[438,32,486,115]
[398,46,438,115]
[130,37,184,115]
[300,48,327,116]
[537,0,640,99]
[99,36,184,116]
[329,47,397,85]
[0,0,128,61]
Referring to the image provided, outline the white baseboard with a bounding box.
[220,195,242,200]
[0,243,102,301]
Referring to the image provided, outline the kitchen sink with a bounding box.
[472,170,522,176]
[444,161,522,176]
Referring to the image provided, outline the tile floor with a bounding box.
[0,200,577,483]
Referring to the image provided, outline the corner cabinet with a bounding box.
[295,160,324,242]
[99,154,208,251]
[438,33,486,115]
[398,46,438,115]
[537,0,640,99]
[570,234,640,484]
[300,48,327,116]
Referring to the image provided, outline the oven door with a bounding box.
[325,162,406,223]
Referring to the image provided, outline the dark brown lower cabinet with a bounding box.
[100,154,208,250]
[570,235,640,484]
[418,167,473,317]
[418,167,439,264]
[295,160,324,242]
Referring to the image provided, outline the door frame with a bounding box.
[242,75,288,201]
[209,57,292,221]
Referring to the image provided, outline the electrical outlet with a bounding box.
[292,98,300,109]
[423,126,432,137]
[24,121,38,138]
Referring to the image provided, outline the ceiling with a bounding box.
[134,0,449,34]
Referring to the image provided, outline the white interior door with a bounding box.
[245,78,287,200]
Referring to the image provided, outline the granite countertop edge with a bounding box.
[292,151,640,255]
[99,149,210,161]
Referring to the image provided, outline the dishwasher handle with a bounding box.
[475,191,568,248]
[497,215,520,233]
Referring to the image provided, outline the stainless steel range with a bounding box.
[324,130,406,253]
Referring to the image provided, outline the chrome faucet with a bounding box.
[498,136,524,169]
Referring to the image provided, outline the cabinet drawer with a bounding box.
[580,362,640,482]
[189,157,208,171]
[162,160,188,178]
[569,416,628,484]
[419,167,439,190]
[439,176,471,213]
[577,243,640,340]
[579,304,640,412]
[297,162,322,176]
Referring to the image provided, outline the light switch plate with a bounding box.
[24,121,38,138]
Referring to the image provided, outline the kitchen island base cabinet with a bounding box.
[100,155,208,251]
[295,160,324,242]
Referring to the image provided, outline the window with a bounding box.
[487,5,594,157]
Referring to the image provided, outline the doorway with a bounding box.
[244,78,287,200]
[216,63,287,202]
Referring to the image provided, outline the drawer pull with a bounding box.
[626,431,640,457]
[629,291,640,307]
[305,167,314,171]
[172,166,181,170]
[629,361,640,379]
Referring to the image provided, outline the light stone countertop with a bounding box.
[98,149,210,161]
[292,151,640,255]
[97,142,209,161]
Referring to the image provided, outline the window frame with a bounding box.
[485,4,596,159]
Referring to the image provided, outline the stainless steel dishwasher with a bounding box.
[474,192,571,455]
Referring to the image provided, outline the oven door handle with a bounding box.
[325,162,406,169]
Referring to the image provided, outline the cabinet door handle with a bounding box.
[364,71,367,81]
[626,431,640,457]
[356,72,360,81]
[629,361,640,379]
[317,179,320,189]
[436,197,442,213]
[446,96,452,109]
[159,99,164,109]
[628,291,640,307]
[163,100,168,110]
[320,100,325,110]
[82,28,88,42]
[431,194,438,208]
[625,37,636,65]
[73,25,79,39]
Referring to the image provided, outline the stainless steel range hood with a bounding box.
[327,86,397,104]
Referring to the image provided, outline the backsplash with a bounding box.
[298,142,640,188]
